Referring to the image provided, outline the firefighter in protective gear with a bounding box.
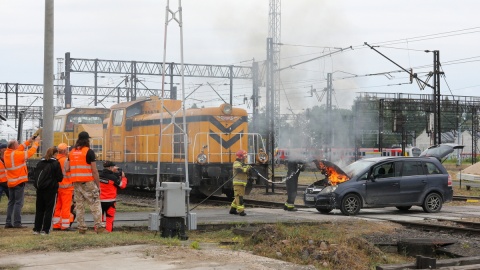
[230,149,251,216]
[99,161,127,232]
[52,143,75,230]
[284,161,304,211]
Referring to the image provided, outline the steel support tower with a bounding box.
[268,0,281,151]
[55,58,65,110]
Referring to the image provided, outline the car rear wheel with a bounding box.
[316,208,333,214]
[422,193,443,213]
[340,194,361,216]
[396,206,412,211]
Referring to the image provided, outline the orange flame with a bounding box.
[313,160,350,186]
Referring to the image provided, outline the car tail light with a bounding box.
[448,174,452,187]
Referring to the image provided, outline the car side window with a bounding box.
[372,162,395,179]
[401,161,422,176]
[425,162,442,174]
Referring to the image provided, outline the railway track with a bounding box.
[388,218,480,235]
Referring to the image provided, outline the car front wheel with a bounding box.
[340,194,361,216]
[422,193,443,213]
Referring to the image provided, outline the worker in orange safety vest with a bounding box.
[65,131,107,234]
[0,143,9,202]
[4,136,41,228]
[52,143,75,230]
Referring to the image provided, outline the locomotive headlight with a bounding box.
[256,151,269,164]
[197,153,207,164]
[221,103,232,115]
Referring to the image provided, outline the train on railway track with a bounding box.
[275,146,422,164]
[27,96,269,197]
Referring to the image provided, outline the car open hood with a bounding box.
[419,143,464,161]
[312,160,350,185]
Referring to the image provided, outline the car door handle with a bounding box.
[392,183,399,186]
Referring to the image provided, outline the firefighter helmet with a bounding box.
[236,149,247,159]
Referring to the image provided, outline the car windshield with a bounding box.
[343,159,376,178]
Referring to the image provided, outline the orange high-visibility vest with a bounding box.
[4,141,39,188]
[57,153,74,190]
[0,160,7,184]
[68,147,94,183]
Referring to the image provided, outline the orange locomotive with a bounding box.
[29,96,269,197]
[102,96,268,197]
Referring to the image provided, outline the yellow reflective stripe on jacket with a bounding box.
[70,165,93,169]
[232,180,247,186]
[7,175,29,183]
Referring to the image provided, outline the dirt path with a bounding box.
[0,244,316,270]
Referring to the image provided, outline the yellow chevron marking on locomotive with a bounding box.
[210,116,245,134]
[209,130,244,149]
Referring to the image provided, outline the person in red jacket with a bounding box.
[99,161,127,232]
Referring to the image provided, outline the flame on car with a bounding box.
[312,160,350,186]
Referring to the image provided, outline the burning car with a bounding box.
[304,144,463,215]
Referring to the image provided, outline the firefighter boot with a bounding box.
[239,211,247,216]
[229,207,238,215]
[284,204,297,211]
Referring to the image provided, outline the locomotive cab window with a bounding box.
[54,117,63,132]
[65,114,104,131]
[174,125,185,159]
[126,104,142,118]
[112,109,124,126]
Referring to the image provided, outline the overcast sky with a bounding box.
[1,0,480,137]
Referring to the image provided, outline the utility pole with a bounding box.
[266,38,275,190]
[433,50,442,145]
[325,73,333,161]
[365,43,443,147]
[43,0,54,153]
[379,99,384,155]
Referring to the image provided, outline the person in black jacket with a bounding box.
[32,146,63,235]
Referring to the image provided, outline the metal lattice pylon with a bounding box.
[268,0,281,150]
